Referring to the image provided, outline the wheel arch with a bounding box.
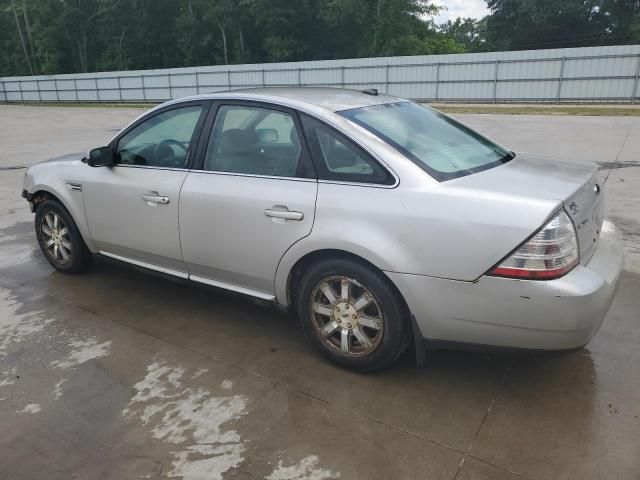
[280,248,410,319]
[28,186,97,252]
[30,188,63,209]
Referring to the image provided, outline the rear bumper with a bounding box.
[387,219,624,351]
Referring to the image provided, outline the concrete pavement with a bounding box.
[0,104,638,480]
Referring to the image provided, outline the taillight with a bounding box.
[489,210,579,280]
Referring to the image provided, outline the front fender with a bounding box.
[24,160,96,252]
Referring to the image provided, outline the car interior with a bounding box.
[204,106,302,177]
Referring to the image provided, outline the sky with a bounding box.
[433,0,490,23]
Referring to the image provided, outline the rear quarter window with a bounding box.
[300,115,394,185]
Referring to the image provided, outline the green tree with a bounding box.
[632,16,640,42]
[484,0,614,50]
[439,17,492,52]
[599,0,640,43]
[6,0,637,78]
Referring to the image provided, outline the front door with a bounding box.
[83,102,207,275]
[180,103,318,297]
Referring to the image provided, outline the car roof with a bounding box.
[168,87,405,113]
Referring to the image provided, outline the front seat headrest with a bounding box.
[218,129,254,155]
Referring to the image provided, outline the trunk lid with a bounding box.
[449,153,605,264]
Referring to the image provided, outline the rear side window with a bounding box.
[300,115,394,185]
[203,105,303,178]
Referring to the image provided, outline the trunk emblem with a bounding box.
[594,183,601,195]
[568,202,579,215]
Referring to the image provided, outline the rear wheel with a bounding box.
[35,199,92,274]
[297,258,409,372]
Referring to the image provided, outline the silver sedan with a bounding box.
[22,88,623,371]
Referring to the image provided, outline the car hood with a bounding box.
[36,152,86,166]
[23,152,87,196]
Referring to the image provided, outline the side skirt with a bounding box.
[98,251,277,302]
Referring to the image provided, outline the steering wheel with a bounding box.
[153,139,188,167]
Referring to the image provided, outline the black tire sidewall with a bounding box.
[296,258,408,372]
[35,200,91,274]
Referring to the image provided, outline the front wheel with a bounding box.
[35,199,92,274]
[296,258,409,372]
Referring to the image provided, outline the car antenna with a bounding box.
[362,88,378,96]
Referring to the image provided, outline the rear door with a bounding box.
[179,102,318,298]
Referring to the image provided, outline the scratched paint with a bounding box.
[124,361,247,480]
[267,455,341,480]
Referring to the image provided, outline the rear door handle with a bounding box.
[141,192,170,205]
[264,208,304,221]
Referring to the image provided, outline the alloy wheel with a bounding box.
[309,275,384,357]
[40,212,72,263]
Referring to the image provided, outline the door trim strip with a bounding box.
[98,251,276,301]
[189,274,276,301]
[99,251,189,279]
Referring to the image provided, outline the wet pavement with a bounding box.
[0,105,639,480]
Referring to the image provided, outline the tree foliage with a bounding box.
[0,0,639,77]
[483,0,640,50]
[0,0,462,76]
[439,17,493,52]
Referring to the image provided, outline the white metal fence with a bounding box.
[1,44,639,104]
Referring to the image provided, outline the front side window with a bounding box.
[116,105,203,168]
[203,105,302,177]
[340,102,514,181]
[300,115,394,185]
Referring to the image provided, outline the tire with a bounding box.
[296,258,409,372]
[35,199,92,274]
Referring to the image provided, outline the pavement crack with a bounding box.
[0,165,27,171]
[466,456,535,480]
[452,362,513,480]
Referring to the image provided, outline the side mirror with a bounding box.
[257,128,279,143]
[87,146,115,167]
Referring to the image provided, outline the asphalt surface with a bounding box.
[0,104,638,480]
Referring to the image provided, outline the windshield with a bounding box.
[340,102,514,181]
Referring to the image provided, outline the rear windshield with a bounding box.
[340,102,514,181]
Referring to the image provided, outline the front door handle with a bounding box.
[264,207,304,221]
[141,192,170,205]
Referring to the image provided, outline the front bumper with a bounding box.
[387,219,624,351]
[21,189,36,212]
